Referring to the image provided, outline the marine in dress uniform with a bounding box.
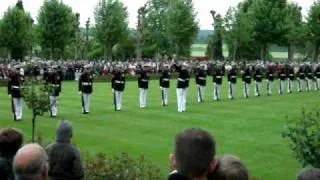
[266,66,274,96]
[111,67,125,111]
[78,64,93,114]
[175,64,189,112]
[242,67,251,98]
[254,67,263,96]
[278,67,286,95]
[287,65,295,93]
[159,66,170,106]
[48,66,62,118]
[228,65,237,99]
[8,66,24,121]
[138,66,149,108]
[305,65,313,91]
[195,66,207,103]
[315,65,320,90]
[297,65,305,92]
[213,67,223,101]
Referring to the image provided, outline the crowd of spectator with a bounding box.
[0,124,319,180]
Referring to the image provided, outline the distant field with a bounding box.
[191,44,303,60]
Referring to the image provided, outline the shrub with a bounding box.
[83,152,163,180]
[282,107,320,168]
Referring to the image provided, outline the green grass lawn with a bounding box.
[0,79,319,179]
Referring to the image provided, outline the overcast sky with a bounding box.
[0,0,315,30]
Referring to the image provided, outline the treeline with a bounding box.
[207,0,320,62]
[0,0,199,61]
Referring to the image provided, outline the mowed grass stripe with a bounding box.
[0,79,319,179]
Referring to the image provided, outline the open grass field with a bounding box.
[0,79,319,179]
[191,43,303,60]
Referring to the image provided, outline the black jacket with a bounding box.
[48,72,62,96]
[78,72,93,94]
[242,70,251,84]
[8,73,24,98]
[228,70,237,84]
[112,72,126,91]
[254,70,263,82]
[196,69,207,86]
[287,68,295,81]
[298,68,305,79]
[175,65,189,89]
[213,71,223,85]
[160,71,170,88]
[138,71,149,89]
[315,67,320,78]
[0,157,13,180]
[279,70,287,81]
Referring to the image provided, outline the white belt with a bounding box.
[317,72,320,75]
[245,76,251,78]
[12,86,21,89]
[82,82,92,86]
[50,84,60,87]
[162,78,169,81]
[216,76,222,78]
[178,78,185,82]
[141,79,148,82]
[231,76,236,78]
[289,74,293,76]
[115,80,124,84]
[256,75,261,77]
[198,77,206,80]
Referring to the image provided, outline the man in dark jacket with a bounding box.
[78,64,93,114]
[46,120,84,180]
[195,65,207,103]
[8,66,24,121]
[315,64,320,90]
[228,65,237,99]
[138,66,149,108]
[213,66,223,101]
[254,66,263,97]
[242,67,251,98]
[266,65,274,96]
[278,66,287,95]
[48,66,62,118]
[297,65,305,92]
[160,66,170,106]
[0,128,24,180]
[175,63,189,112]
[112,67,126,111]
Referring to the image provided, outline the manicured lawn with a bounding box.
[0,79,319,179]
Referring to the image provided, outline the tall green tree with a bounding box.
[166,0,198,59]
[94,0,128,61]
[307,0,320,62]
[0,4,33,60]
[142,0,170,58]
[209,11,224,60]
[283,3,307,61]
[37,0,75,60]
[249,0,288,62]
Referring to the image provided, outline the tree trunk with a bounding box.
[175,43,180,60]
[260,44,267,64]
[288,44,294,62]
[313,44,319,62]
[104,45,108,61]
[32,113,36,143]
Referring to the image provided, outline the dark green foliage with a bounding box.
[208,13,224,60]
[83,152,162,180]
[307,0,320,61]
[37,0,75,60]
[0,6,33,60]
[282,107,320,168]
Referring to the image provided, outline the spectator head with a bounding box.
[0,128,23,158]
[56,120,73,143]
[174,128,216,179]
[297,167,320,180]
[13,143,49,180]
[210,155,248,180]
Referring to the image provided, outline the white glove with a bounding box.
[78,91,82,95]
[8,94,11,98]
[112,89,115,94]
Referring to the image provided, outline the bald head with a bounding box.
[13,144,48,180]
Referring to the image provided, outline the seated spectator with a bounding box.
[208,155,249,180]
[46,120,84,180]
[13,143,49,180]
[0,128,23,180]
[297,167,320,180]
[168,128,217,180]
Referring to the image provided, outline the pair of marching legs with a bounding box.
[254,82,261,96]
[49,96,59,117]
[139,88,148,108]
[177,88,187,112]
[12,97,23,121]
[213,83,221,101]
[81,93,91,114]
[197,86,205,103]
[228,82,236,99]
[161,88,169,106]
[114,90,123,111]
